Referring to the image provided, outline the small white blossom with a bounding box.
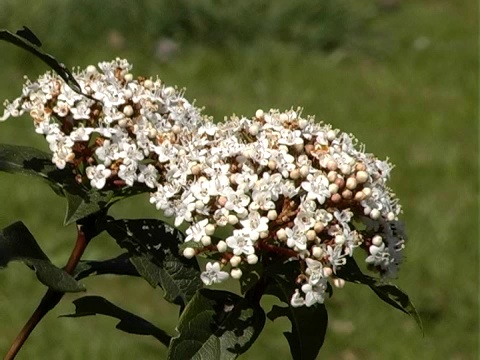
[200,262,229,285]
[86,165,111,189]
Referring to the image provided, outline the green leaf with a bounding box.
[370,283,423,334]
[73,253,140,280]
[0,221,85,292]
[64,188,114,225]
[268,304,328,360]
[336,257,423,332]
[168,289,266,360]
[0,144,71,195]
[106,219,203,306]
[265,262,327,360]
[239,261,263,295]
[0,144,116,224]
[0,27,83,94]
[62,295,171,346]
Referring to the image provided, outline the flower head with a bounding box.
[1,60,407,307]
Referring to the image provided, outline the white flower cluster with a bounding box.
[1,59,406,307]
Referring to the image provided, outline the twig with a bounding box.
[4,223,91,360]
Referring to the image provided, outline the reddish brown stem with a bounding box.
[4,224,91,360]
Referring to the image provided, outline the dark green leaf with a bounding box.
[265,262,327,360]
[336,257,423,332]
[74,253,140,280]
[168,289,265,360]
[64,188,114,225]
[0,221,85,292]
[62,295,171,346]
[268,304,328,360]
[239,261,263,295]
[0,144,116,224]
[106,219,203,306]
[370,283,423,334]
[16,26,42,47]
[0,144,71,195]
[0,28,83,93]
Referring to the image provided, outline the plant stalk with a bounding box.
[4,223,91,360]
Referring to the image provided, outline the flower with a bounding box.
[86,165,112,189]
[1,60,407,307]
[200,262,229,285]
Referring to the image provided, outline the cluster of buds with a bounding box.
[1,59,406,307]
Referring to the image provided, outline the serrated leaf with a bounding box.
[0,221,85,292]
[0,27,83,93]
[264,262,327,360]
[0,144,71,194]
[370,283,423,333]
[239,262,263,295]
[336,257,423,332]
[0,144,117,224]
[129,254,163,287]
[62,295,171,346]
[64,188,114,225]
[267,304,328,360]
[106,219,203,306]
[168,289,265,360]
[74,253,140,280]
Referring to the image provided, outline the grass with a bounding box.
[0,1,477,359]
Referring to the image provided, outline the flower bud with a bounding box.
[299,165,309,178]
[231,268,243,279]
[191,164,202,176]
[314,222,324,233]
[334,177,345,189]
[312,246,324,259]
[267,210,278,221]
[268,159,277,170]
[335,234,346,245]
[339,164,351,175]
[228,214,238,225]
[356,170,369,184]
[289,169,300,180]
[327,160,338,171]
[183,247,196,259]
[276,228,287,241]
[205,224,216,236]
[370,208,381,220]
[362,187,372,198]
[331,193,342,203]
[326,130,336,141]
[260,231,269,239]
[327,170,337,183]
[354,191,366,202]
[255,109,264,120]
[144,79,154,89]
[372,235,383,246]
[341,189,353,200]
[201,236,211,246]
[86,65,97,74]
[306,230,317,242]
[249,124,260,136]
[328,183,339,194]
[230,255,242,267]
[217,240,227,253]
[346,177,357,190]
[247,254,258,265]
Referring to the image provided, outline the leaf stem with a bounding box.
[4,223,91,360]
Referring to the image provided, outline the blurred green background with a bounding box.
[0,0,477,359]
